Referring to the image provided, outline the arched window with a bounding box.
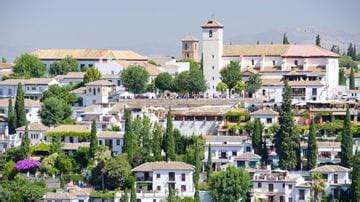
[209,30,213,38]
[251,59,255,66]
[184,43,188,50]
[294,60,298,66]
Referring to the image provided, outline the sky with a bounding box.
[0,0,359,61]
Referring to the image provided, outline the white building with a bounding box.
[204,135,252,171]
[97,131,124,155]
[32,49,148,72]
[159,59,190,76]
[310,165,351,200]
[16,122,49,145]
[251,170,311,202]
[0,62,14,79]
[201,19,339,102]
[42,186,91,202]
[56,72,85,86]
[0,78,60,100]
[250,108,279,128]
[300,141,341,166]
[72,80,116,107]
[131,161,195,202]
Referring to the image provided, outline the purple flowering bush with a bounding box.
[15,159,41,172]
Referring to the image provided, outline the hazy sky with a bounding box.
[1,0,359,61]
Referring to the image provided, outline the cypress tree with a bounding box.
[193,139,201,186]
[350,67,355,90]
[338,68,346,85]
[140,116,152,162]
[123,109,133,154]
[20,123,30,159]
[353,45,357,60]
[275,80,299,170]
[252,118,263,155]
[341,108,353,168]
[168,187,176,202]
[89,120,97,158]
[261,139,269,165]
[7,99,16,134]
[352,151,360,201]
[206,144,213,181]
[152,123,163,161]
[14,83,26,128]
[315,34,321,46]
[164,109,175,161]
[307,120,318,170]
[130,182,136,202]
[282,33,290,44]
[194,189,200,202]
[120,189,129,202]
[347,43,354,58]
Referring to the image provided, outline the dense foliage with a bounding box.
[83,67,101,84]
[49,56,79,75]
[341,108,353,168]
[13,54,45,77]
[120,65,149,94]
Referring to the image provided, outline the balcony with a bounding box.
[136,177,153,182]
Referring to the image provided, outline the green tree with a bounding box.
[103,155,132,190]
[1,57,6,63]
[120,65,149,94]
[49,56,79,75]
[234,81,247,98]
[347,43,355,60]
[123,109,132,154]
[72,147,90,170]
[140,116,152,162]
[193,140,201,187]
[311,173,326,202]
[19,124,31,159]
[130,182,136,202]
[220,61,242,92]
[42,85,77,105]
[7,99,16,134]
[340,108,353,168]
[206,144,212,181]
[315,34,321,46]
[331,45,340,54]
[252,118,263,155]
[216,82,228,96]
[13,54,45,77]
[275,80,299,170]
[352,151,360,201]
[152,123,163,161]
[349,67,355,90]
[167,187,177,202]
[14,83,27,128]
[307,120,318,170]
[247,74,262,98]
[89,120,98,158]
[338,68,346,85]
[49,137,62,154]
[55,152,74,174]
[173,71,190,95]
[283,33,290,44]
[209,166,251,202]
[155,72,173,91]
[83,67,101,84]
[39,97,71,126]
[164,110,176,161]
[120,189,129,202]
[122,109,140,166]
[339,55,357,69]
[188,64,206,96]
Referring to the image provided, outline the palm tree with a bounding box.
[311,173,326,202]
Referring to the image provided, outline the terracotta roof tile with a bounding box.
[201,19,224,28]
[16,122,49,131]
[234,152,261,160]
[251,108,279,116]
[132,161,194,172]
[310,165,350,173]
[97,131,124,139]
[205,135,248,142]
[85,80,114,86]
[47,124,89,133]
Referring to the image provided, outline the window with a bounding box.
[272,60,276,66]
[212,77,214,81]
[212,55,214,58]
[334,174,338,184]
[288,198,293,202]
[0,89,3,95]
[89,64,93,67]
[186,53,190,57]
[8,89,12,95]
[209,30,213,38]
[31,87,36,90]
[116,139,121,145]
[294,60,298,66]
[246,147,251,152]
[157,186,161,191]
[322,174,328,180]
[212,66,214,70]
[266,118,272,124]
[69,136,73,143]
[153,200,157,202]
[98,140,102,145]
[232,151,237,156]
[288,184,293,190]
[280,196,285,202]
[98,88,100,93]
[184,43,188,50]
[262,89,266,96]
[251,59,254,66]
[268,184,274,192]
[299,189,305,200]
[258,182,262,188]
[156,173,161,178]
[181,173,186,181]
[282,183,285,188]
[117,80,121,86]
[312,88,317,96]
[181,185,186,192]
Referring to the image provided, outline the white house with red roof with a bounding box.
[201,19,340,102]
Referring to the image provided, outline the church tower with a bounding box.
[181,36,199,62]
[201,18,224,98]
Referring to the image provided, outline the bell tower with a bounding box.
[181,36,200,62]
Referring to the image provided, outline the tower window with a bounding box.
[294,60,298,66]
[212,77,214,80]
[251,59,255,66]
[184,43,188,50]
[212,66,214,70]
[209,30,213,38]
[272,60,275,66]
